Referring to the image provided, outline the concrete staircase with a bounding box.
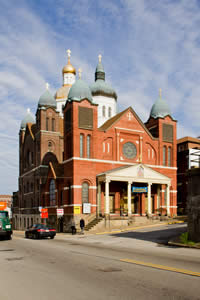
[85,217,103,231]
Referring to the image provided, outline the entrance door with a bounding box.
[109,195,115,213]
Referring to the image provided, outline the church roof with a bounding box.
[150,91,171,119]
[68,78,93,102]
[38,85,57,108]
[55,85,71,99]
[90,56,117,100]
[20,108,35,129]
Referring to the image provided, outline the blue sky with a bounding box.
[0,0,200,194]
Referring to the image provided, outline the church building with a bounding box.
[13,50,177,231]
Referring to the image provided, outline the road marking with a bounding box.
[120,258,200,277]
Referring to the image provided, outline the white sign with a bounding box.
[83,203,91,214]
[57,208,64,216]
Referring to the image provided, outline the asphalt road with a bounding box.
[0,223,200,300]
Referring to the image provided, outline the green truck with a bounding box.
[0,211,12,240]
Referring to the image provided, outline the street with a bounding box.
[0,223,200,300]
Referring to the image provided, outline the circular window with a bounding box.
[123,142,137,159]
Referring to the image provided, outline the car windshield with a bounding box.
[0,211,8,218]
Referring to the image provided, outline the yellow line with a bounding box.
[120,258,200,277]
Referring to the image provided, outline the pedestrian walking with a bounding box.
[80,218,85,234]
[71,219,76,235]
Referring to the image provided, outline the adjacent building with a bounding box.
[13,51,177,231]
[177,136,200,214]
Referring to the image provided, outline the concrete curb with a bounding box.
[168,241,200,249]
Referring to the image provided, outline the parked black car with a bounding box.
[25,224,56,239]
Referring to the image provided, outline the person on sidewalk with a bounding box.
[80,218,85,234]
[71,219,76,235]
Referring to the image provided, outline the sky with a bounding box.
[0,0,200,194]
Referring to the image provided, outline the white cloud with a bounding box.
[1,0,200,193]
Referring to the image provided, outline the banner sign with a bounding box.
[0,202,7,210]
[83,203,91,214]
[132,186,148,193]
[74,206,81,215]
[57,208,64,216]
[41,208,48,219]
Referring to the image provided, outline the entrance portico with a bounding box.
[97,164,171,217]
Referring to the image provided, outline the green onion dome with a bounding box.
[90,56,117,100]
[20,108,35,129]
[38,84,56,108]
[150,91,171,119]
[68,78,93,102]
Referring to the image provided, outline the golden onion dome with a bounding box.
[62,49,76,75]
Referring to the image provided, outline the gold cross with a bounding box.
[159,88,162,98]
[67,49,71,58]
[78,68,82,79]
[98,54,102,63]
[46,82,49,90]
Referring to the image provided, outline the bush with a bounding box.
[180,232,195,245]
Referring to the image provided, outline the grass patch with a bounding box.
[180,232,196,246]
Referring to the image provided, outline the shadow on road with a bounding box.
[110,224,187,245]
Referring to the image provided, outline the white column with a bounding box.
[166,184,170,216]
[157,185,160,208]
[97,181,101,217]
[105,179,110,215]
[127,181,132,216]
[148,182,152,215]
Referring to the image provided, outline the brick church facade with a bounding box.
[13,51,177,231]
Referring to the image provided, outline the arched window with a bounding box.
[102,106,106,117]
[108,107,112,118]
[168,147,172,167]
[82,182,89,203]
[48,141,53,152]
[163,146,166,166]
[52,118,55,132]
[80,134,84,158]
[87,135,91,158]
[46,117,49,131]
[50,179,56,206]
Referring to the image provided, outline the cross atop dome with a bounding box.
[46,82,49,90]
[159,88,162,98]
[98,54,102,63]
[67,49,71,60]
[78,68,82,79]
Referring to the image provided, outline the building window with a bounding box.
[46,117,49,131]
[80,134,84,158]
[52,118,55,132]
[168,147,172,167]
[27,182,29,193]
[48,141,53,152]
[108,107,112,118]
[163,146,166,166]
[102,106,106,117]
[82,182,89,203]
[50,179,56,206]
[87,135,91,158]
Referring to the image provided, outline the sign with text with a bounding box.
[0,202,7,210]
[41,208,48,219]
[74,206,81,215]
[83,203,91,214]
[132,186,148,193]
[57,208,64,216]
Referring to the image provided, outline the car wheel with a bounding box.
[33,233,37,239]
[50,236,54,239]
[7,234,12,240]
